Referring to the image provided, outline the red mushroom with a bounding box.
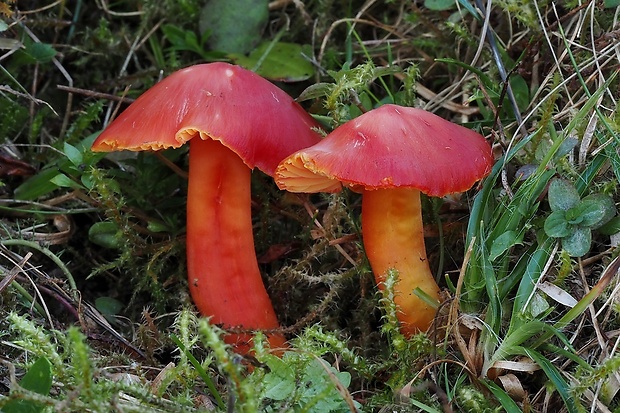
[275,104,493,336]
[91,63,323,353]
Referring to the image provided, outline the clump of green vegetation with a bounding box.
[2,0,620,411]
[544,177,616,257]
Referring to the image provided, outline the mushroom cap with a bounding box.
[275,104,493,197]
[91,62,323,176]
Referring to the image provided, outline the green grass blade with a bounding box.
[509,237,554,333]
[463,133,536,312]
[540,343,590,371]
[169,334,226,410]
[519,347,582,413]
[530,256,620,348]
[481,379,522,413]
[409,399,443,413]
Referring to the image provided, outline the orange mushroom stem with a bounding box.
[275,104,493,335]
[187,138,286,352]
[362,188,440,334]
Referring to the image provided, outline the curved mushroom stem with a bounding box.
[361,187,441,336]
[186,138,287,354]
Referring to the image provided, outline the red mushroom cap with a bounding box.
[91,62,323,175]
[276,104,493,196]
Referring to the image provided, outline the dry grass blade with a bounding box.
[0,245,146,358]
[0,251,32,293]
[448,237,480,375]
[312,355,360,413]
[497,373,526,401]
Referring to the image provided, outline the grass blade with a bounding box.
[519,347,582,413]
[169,334,226,410]
[481,379,522,413]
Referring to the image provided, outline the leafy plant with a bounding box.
[297,60,401,126]
[230,41,316,82]
[544,178,616,257]
[258,353,360,413]
[1,356,53,413]
[160,24,223,61]
[199,0,269,55]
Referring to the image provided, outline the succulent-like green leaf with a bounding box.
[548,178,580,212]
[561,226,592,257]
[544,211,572,238]
[581,193,617,229]
[88,222,121,249]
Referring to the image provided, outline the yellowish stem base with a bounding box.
[362,188,441,336]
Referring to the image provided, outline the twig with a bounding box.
[0,252,32,294]
[302,198,357,267]
[96,0,144,16]
[473,0,527,137]
[56,85,135,104]
[448,237,479,375]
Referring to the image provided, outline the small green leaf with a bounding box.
[424,0,456,11]
[161,24,219,60]
[49,173,82,190]
[554,136,579,161]
[489,230,520,261]
[548,178,580,212]
[300,359,353,412]
[561,227,592,257]
[146,220,171,233]
[81,174,94,190]
[11,39,57,67]
[297,82,335,102]
[88,222,121,249]
[262,355,295,401]
[95,297,124,317]
[565,206,585,225]
[19,357,53,395]
[544,211,572,238]
[581,193,616,229]
[33,43,57,63]
[508,74,530,113]
[199,0,268,54]
[3,357,53,413]
[231,42,315,82]
[63,142,83,167]
[574,198,608,228]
